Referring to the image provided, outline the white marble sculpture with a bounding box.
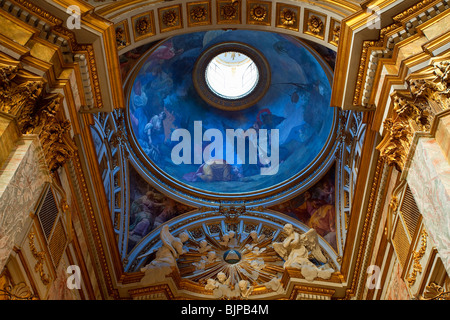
[219,233,230,247]
[272,224,334,281]
[197,239,212,253]
[140,225,189,284]
[238,280,254,299]
[194,250,218,270]
[250,230,265,243]
[251,246,266,256]
[263,277,285,294]
[205,272,238,299]
[219,231,237,247]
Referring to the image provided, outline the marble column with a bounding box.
[406,135,450,275]
[0,136,49,272]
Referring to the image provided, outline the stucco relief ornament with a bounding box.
[272,224,334,281]
[308,15,324,35]
[280,8,296,26]
[136,17,151,35]
[162,10,179,27]
[220,2,238,20]
[190,6,207,22]
[140,225,189,284]
[250,5,267,21]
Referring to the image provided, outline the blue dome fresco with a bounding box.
[127,30,335,196]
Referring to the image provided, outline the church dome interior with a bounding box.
[0,0,449,304]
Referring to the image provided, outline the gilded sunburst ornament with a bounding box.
[308,15,324,34]
[221,3,238,20]
[162,10,179,27]
[280,8,296,26]
[250,5,267,21]
[136,16,151,35]
[190,6,207,22]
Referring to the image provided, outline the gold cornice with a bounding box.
[290,284,335,300]
[9,0,64,26]
[97,0,164,19]
[50,0,94,15]
[350,1,450,108]
[392,0,442,22]
[0,10,38,46]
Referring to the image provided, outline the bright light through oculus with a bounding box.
[205,51,259,100]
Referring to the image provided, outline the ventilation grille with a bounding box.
[400,185,421,238]
[392,221,410,269]
[48,219,67,267]
[37,187,59,240]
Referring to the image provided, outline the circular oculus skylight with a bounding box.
[205,51,259,100]
[192,42,271,111]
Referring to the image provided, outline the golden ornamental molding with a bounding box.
[112,0,348,57]
[377,58,449,171]
[352,0,449,108]
[72,149,118,298]
[1,0,123,112]
[420,282,450,300]
[0,274,36,300]
[28,232,50,286]
[406,229,428,287]
[0,58,76,173]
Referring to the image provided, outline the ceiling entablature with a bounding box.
[114,208,346,300]
[0,0,124,112]
[100,0,364,58]
[331,0,450,112]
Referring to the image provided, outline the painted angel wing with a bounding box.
[304,229,327,263]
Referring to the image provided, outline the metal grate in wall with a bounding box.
[392,221,410,269]
[48,219,67,267]
[37,186,59,240]
[400,185,421,238]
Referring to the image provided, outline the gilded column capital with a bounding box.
[0,56,76,173]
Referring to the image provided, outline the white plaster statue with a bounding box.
[228,231,238,247]
[197,239,212,253]
[263,277,285,294]
[219,233,230,247]
[193,250,218,270]
[251,246,266,256]
[272,224,334,281]
[140,225,189,284]
[238,280,254,299]
[250,230,265,243]
[205,272,238,299]
[249,259,265,271]
[219,231,237,247]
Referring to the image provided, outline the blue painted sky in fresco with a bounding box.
[128,30,334,194]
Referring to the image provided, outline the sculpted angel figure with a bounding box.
[238,280,254,299]
[140,225,189,278]
[197,239,212,253]
[272,224,333,281]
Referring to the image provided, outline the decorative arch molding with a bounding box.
[105,0,358,55]
[119,207,343,299]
